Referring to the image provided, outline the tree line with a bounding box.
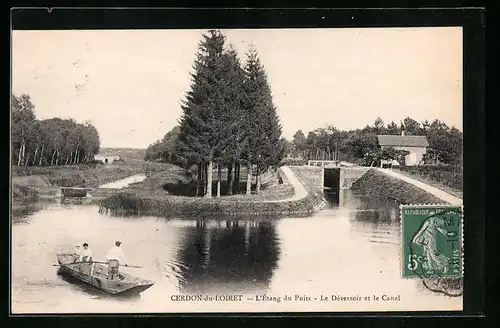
[145,30,286,198]
[12,94,101,167]
[290,116,463,166]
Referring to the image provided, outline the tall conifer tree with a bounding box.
[177,30,235,197]
[242,45,284,194]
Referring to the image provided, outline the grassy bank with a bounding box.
[287,166,323,194]
[11,184,39,202]
[391,165,463,199]
[99,165,325,218]
[351,169,445,204]
[123,165,296,201]
[13,163,141,188]
[11,148,171,201]
[99,192,322,218]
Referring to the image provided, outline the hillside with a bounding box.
[98,148,147,162]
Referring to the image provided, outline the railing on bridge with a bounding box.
[308,160,340,167]
[57,187,93,198]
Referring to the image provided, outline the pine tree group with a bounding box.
[176,30,285,198]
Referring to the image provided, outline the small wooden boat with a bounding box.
[56,254,154,295]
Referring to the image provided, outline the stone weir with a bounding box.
[320,166,371,190]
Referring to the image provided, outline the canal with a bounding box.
[11,189,462,313]
[97,174,147,189]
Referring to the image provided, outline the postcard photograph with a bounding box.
[11,27,464,314]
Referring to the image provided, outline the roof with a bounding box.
[377,135,429,147]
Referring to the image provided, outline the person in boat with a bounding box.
[104,241,128,280]
[80,243,93,262]
[79,243,94,275]
[72,244,82,263]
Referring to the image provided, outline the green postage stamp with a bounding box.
[401,204,463,279]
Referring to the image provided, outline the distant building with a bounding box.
[377,131,429,166]
[94,155,121,164]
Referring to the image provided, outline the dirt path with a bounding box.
[263,166,308,203]
[377,168,463,205]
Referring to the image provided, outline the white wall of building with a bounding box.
[381,146,426,166]
[94,155,121,164]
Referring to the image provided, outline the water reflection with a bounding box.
[323,191,339,207]
[175,219,280,294]
[349,218,400,247]
[11,201,54,225]
[339,190,400,222]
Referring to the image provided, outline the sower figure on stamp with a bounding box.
[105,241,128,280]
[412,216,453,274]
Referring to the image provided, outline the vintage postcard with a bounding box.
[11,26,464,313]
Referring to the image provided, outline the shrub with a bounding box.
[279,158,308,166]
[98,193,323,219]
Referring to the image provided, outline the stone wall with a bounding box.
[339,167,371,189]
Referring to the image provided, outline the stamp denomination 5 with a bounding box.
[400,204,463,279]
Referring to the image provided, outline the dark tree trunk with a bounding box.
[256,165,261,194]
[234,162,240,195]
[204,162,209,197]
[51,149,56,165]
[227,162,234,196]
[197,163,202,197]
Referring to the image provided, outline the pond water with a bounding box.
[10,190,462,313]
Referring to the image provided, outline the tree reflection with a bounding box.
[11,201,48,224]
[175,219,280,294]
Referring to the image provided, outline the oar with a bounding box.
[53,261,142,268]
[121,264,142,268]
[88,261,143,268]
[53,261,88,266]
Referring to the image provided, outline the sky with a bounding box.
[11,27,463,148]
